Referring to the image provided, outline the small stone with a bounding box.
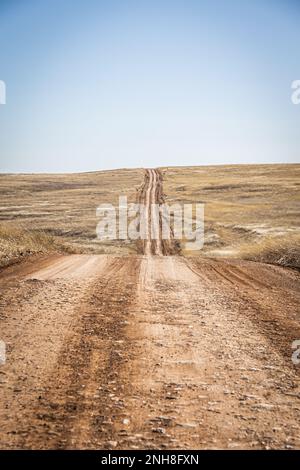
[152,427,166,434]
[107,440,118,448]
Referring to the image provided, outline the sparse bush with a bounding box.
[238,233,300,269]
[0,223,74,268]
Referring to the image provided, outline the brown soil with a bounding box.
[0,170,299,449]
[137,169,179,256]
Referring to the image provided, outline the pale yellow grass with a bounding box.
[238,233,300,269]
[1,165,299,269]
[0,168,143,259]
[0,223,74,268]
[161,164,300,268]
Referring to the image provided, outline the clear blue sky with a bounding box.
[0,0,299,172]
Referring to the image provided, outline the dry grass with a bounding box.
[0,223,74,268]
[0,168,143,259]
[1,164,299,269]
[161,164,300,267]
[238,233,300,269]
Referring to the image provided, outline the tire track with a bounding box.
[139,169,179,256]
[0,170,300,450]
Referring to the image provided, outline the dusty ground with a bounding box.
[0,169,299,450]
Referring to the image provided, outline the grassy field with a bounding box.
[161,164,300,267]
[0,164,299,268]
[0,168,143,266]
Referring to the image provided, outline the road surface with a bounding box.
[0,169,299,449]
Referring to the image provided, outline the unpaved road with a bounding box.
[140,168,163,256]
[0,170,300,449]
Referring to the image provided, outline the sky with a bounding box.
[0,0,299,173]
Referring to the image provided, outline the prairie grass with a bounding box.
[0,168,143,258]
[161,164,300,267]
[0,223,74,268]
[238,233,300,269]
[1,165,299,269]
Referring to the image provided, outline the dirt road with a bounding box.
[0,170,299,449]
[138,169,178,256]
[140,168,163,256]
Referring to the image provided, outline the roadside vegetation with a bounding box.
[162,164,300,269]
[0,165,299,270]
[238,233,300,269]
[0,169,143,260]
[0,223,74,268]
